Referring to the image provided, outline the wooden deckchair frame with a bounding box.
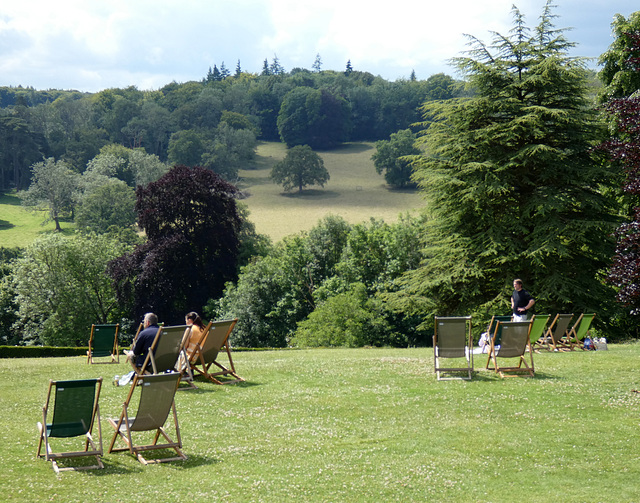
[108,373,186,465]
[566,313,596,350]
[486,320,534,378]
[87,324,119,364]
[190,319,243,385]
[433,316,473,381]
[539,313,573,351]
[37,378,104,473]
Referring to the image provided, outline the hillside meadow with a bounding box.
[239,142,424,242]
[0,142,422,248]
[0,192,74,248]
[1,345,639,502]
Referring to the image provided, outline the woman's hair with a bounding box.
[185,311,205,330]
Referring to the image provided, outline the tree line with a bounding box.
[0,65,459,191]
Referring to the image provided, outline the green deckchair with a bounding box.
[566,313,596,350]
[87,324,119,364]
[139,325,195,389]
[539,313,573,351]
[190,319,243,385]
[528,314,551,352]
[486,321,534,377]
[108,373,186,465]
[37,378,103,473]
[433,316,473,380]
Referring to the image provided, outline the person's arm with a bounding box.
[524,298,535,310]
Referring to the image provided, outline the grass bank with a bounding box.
[0,192,74,248]
[239,142,424,242]
[2,345,639,502]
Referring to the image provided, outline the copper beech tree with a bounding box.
[108,165,242,323]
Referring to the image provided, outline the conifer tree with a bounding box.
[390,2,617,321]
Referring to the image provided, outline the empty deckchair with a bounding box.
[190,319,243,385]
[486,320,534,377]
[433,316,473,380]
[528,314,551,352]
[87,324,119,364]
[566,313,596,350]
[139,325,196,390]
[37,378,103,473]
[539,313,573,351]
[108,373,186,465]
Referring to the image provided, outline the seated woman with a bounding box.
[181,311,207,362]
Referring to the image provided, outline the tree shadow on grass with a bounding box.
[0,192,21,205]
[0,219,15,230]
[280,189,341,199]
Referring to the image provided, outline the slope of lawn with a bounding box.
[0,192,74,248]
[239,142,424,242]
[1,344,639,502]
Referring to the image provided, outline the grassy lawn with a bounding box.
[239,142,424,242]
[2,345,639,502]
[0,192,75,248]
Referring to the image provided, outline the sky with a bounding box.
[0,0,637,93]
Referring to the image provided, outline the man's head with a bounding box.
[143,312,158,327]
[513,279,523,291]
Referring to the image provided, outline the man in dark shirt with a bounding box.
[126,312,160,371]
[511,279,535,321]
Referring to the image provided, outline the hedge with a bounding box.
[0,346,88,358]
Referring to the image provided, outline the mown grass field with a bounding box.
[239,142,424,242]
[0,192,75,248]
[1,345,639,502]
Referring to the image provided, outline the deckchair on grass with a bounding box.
[108,373,186,465]
[37,378,103,473]
[87,324,119,364]
[539,313,573,351]
[433,316,473,380]
[190,319,243,385]
[528,314,551,353]
[139,325,196,390]
[486,321,534,377]
[566,313,596,350]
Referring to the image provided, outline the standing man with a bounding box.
[511,279,535,321]
[125,312,160,371]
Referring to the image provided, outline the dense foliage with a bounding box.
[209,215,426,347]
[8,233,131,346]
[601,28,640,316]
[371,129,420,188]
[108,165,242,324]
[388,2,618,331]
[0,68,460,192]
[598,12,640,102]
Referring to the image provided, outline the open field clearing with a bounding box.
[2,345,639,502]
[0,193,74,248]
[239,142,424,242]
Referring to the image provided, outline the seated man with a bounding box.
[125,312,160,372]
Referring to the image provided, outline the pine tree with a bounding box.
[219,61,230,79]
[270,54,285,75]
[312,53,322,72]
[261,58,271,76]
[390,2,617,322]
[345,60,353,75]
[235,59,242,78]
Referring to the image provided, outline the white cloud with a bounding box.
[0,0,636,91]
